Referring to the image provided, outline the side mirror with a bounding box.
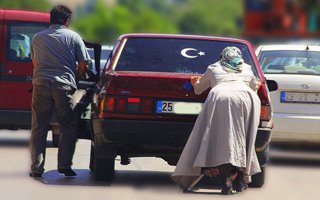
[266,79,278,92]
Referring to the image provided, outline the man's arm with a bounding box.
[74,34,90,83]
[76,61,88,83]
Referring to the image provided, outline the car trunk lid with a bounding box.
[114,71,207,100]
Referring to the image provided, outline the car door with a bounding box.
[0,21,48,110]
[50,41,101,146]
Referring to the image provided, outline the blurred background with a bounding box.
[1,0,320,45]
[0,0,242,44]
[1,1,320,199]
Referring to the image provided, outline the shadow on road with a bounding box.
[269,143,320,167]
[0,139,29,147]
[0,139,54,148]
[270,157,320,167]
[0,137,55,148]
[37,169,176,187]
[35,169,224,192]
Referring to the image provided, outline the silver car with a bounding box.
[256,44,320,144]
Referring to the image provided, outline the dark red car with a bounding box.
[91,34,277,187]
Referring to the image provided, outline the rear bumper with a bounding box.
[271,113,320,143]
[92,118,193,147]
[92,118,272,151]
[0,110,31,129]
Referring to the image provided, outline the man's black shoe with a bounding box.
[29,172,42,178]
[58,168,77,177]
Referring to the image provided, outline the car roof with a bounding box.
[0,9,49,23]
[257,44,320,52]
[119,33,251,45]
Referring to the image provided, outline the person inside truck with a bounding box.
[172,46,261,195]
[29,5,90,178]
[9,33,30,60]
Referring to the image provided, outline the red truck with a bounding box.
[0,9,101,146]
[0,9,49,129]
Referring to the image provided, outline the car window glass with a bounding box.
[88,48,112,72]
[7,22,48,61]
[259,50,320,75]
[115,38,256,75]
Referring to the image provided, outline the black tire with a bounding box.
[51,128,61,148]
[249,167,265,188]
[93,156,115,182]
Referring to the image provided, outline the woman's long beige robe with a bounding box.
[172,62,261,190]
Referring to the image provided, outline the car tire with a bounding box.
[93,155,115,182]
[51,128,60,148]
[249,167,265,188]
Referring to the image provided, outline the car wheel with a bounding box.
[51,127,60,147]
[249,167,265,188]
[93,155,115,182]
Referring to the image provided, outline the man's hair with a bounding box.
[50,5,72,25]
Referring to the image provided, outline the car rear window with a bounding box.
[259,50,320,75]
[115,38,256,74]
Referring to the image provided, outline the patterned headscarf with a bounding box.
[220,46,244,72]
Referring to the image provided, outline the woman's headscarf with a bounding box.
[220,46,244,72]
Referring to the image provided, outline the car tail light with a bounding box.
[258,84,271,121]
[260,105,271,121]
[141,98,153,113]
[101,96,115,112]
[127,97,140,113]
[257,84,270,105]
[101,95,153,115]
[115,97,126,112]
[128,97,141,103]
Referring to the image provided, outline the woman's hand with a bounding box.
[190,75,202,86]
[256,80,262,90]
[249,78,262,92]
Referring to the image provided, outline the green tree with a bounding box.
[177,0,243,36]
[73,0,178,43]
[72,0,133,43]
[0,0,51,11]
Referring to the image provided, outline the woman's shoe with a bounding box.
[234,171,248,192]
[234,180,248,192]
[221,177,233,195]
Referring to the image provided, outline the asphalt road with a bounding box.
[0,130,320,200]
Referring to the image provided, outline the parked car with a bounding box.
[90,34,277,187]
[256,44,320,144]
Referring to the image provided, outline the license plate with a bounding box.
[156,100,203,115]
[280,91,320,104]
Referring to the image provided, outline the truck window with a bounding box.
[7,22,48,61]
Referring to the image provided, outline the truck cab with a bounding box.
[0,9,102,146]
[0,9,49,129]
